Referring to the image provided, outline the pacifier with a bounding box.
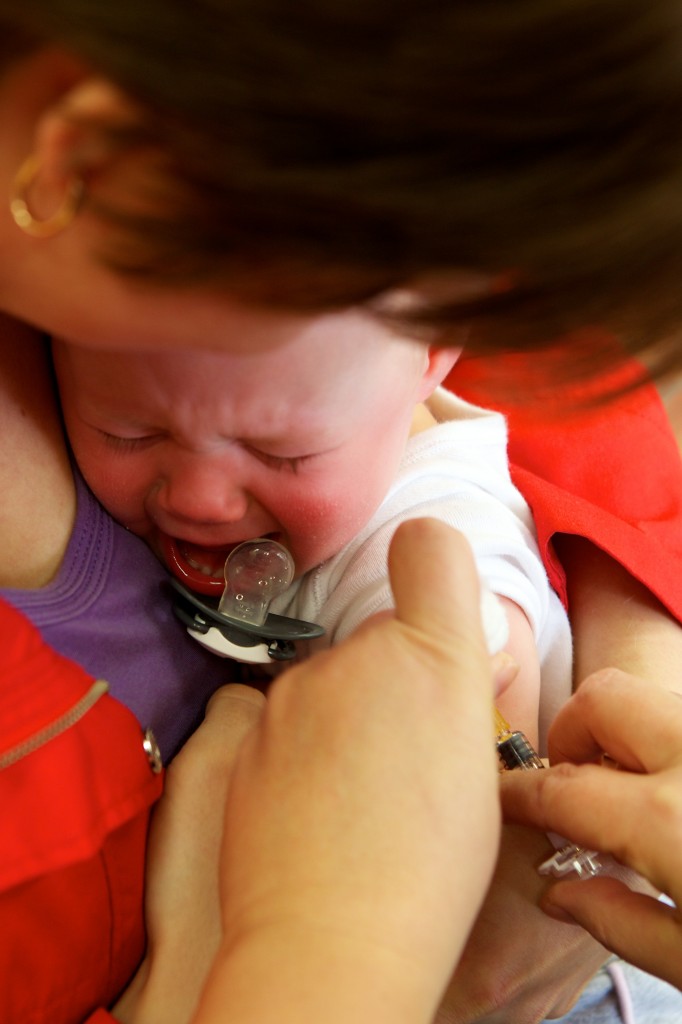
[170,537,324,663]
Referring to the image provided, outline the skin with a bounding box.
[117,520,503,1024]
[555,535,682,696]
[51,332,456,585]
[2,44,681,1024]
[0,315,75,588]
[664,384,682,451]
[501,670,682,991]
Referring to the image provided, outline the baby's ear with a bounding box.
[416,345,462,401]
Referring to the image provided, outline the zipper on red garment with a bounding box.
[0,679,109,770]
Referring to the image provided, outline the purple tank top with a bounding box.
[1,471,233,761]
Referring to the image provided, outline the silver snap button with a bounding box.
[142,728,163,773]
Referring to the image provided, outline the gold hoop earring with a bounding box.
[10,155,84,239]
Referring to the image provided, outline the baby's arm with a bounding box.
[494,596,542,750]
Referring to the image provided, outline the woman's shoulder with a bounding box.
[0,319,76,588]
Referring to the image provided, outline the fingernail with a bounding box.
[540,897,579,926]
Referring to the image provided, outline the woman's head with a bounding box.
[3,0,682,383]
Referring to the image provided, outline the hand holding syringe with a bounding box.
[494,708,603,880]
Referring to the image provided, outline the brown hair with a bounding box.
[4,0,682,385]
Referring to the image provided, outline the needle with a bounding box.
[494,707,603,879]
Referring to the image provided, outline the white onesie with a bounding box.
[270,387,572,752]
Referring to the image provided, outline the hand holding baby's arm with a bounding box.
[117,519,502,1024]
[194,518,502,1024]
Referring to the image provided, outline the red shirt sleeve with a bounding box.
[446,352,682,622]
[0,601,164,1022]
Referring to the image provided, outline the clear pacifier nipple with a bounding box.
[218,539,295,626]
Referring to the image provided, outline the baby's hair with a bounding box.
[4,0,682,385]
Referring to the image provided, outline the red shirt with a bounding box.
[446,353,682,621]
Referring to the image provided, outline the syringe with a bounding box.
[494,709,603,880]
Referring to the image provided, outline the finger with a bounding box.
[547,670,682,773]
[499,762,672,887]
[387,518,498,790]
[497,770,622,847]
[205,684,264,716]
[542,877,682,990]
[388,518,488,655]
[202,684,265,754]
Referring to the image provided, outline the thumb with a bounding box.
[386,519,497,779]
[543,877,682,989]
[388,518,489,655]
[203,683,266,756]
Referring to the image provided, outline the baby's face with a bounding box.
[53,305,440,592]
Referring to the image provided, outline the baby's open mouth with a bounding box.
[159,535,241,596]
[158,533,281,596]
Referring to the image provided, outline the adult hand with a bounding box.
[114,683,266,1024]
[433,823,609,1023]
[500,669,682,990]
[194,519,503,1024]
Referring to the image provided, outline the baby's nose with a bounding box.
[156,458,249,525]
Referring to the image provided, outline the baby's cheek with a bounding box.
[79,460,145,526]
[282,490,382,573]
